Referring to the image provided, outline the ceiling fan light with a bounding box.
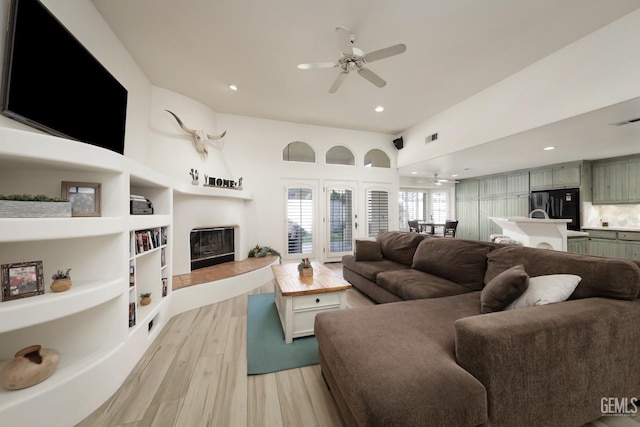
[375,106,384,112]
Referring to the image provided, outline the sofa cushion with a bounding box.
[485,246,640,300]
[354,239,382,261]
[411,238,495,290]
[342,255,410,282]
[480,264,529,313]
[377,268,474,301]
[505,274,581,310]
[315,293,488,426]
[377,231,425,265]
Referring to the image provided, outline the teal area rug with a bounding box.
[247,293,319,375]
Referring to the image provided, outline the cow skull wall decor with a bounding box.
[165,110,227,157]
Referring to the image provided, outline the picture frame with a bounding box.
[61,181,101,217]
[2,261,45,301]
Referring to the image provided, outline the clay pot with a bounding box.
[50,278,72,293]
[0,345,60,390]
[140,296,151,306]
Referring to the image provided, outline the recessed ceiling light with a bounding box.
[411,171,418,175]
[452,174,458,177]
[375,106,384,112]
[228,84,238,91]
[544,146,555,151]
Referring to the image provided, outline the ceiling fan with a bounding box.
[297,26,407,94]
[431,173,459,186]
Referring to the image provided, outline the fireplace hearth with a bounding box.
[190,227,234,270]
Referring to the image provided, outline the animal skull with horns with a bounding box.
[165,110,227,156]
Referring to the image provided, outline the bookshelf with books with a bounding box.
[128,226,169,330]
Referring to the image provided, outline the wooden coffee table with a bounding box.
[272,262,351,343]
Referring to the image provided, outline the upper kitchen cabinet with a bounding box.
[591,156,637,204]
[530,162,583,191]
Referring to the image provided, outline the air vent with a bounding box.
[425,133,438,143]
[610,117,640,126]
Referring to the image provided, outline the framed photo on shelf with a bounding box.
[1,260,45,301]
[61,181,101,217]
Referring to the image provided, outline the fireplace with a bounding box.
[190,227,234,270]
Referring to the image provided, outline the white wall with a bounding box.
[218,113,399,261]
[398,9,640,168]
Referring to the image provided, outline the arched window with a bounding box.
[364,149,391,168]
[283,141,315,163]
[326,145,355,165]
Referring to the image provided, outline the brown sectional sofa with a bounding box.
[315,231,640,426]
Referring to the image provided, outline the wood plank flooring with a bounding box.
[78,263,640,427]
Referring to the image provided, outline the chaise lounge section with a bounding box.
[316,231,640,426]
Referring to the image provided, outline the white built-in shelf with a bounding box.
[0,278,124,334]
[128,214,171,232]
[0,128,125,173]
[173,183,253,200]
[0,217,125,243]
[0,344,121,413]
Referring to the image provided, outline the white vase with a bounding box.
[191,179,199,186]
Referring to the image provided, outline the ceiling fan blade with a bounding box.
[357,67,386,88]
[363,44,407,63]
[328,71,349,94]
[297,62,338,70]
[335,26,354,56]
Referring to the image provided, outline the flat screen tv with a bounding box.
[1,0,128,154]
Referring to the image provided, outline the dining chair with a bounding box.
[408,220,420,233]
[443,220,458,238]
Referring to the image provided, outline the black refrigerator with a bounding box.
[529,189,581,231]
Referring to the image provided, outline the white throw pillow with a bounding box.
[505,274,582,310]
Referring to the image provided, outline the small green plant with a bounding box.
[189,168,199,180]
[51,268,72,280]
[298,257,312,271]
[248,244,281,258]
[0,194,67,202]
[140,292,151,298]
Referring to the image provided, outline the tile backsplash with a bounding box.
[583,202,640,228]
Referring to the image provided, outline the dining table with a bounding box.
[418,222,445,235]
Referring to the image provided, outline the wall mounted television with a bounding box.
[1,0,128,155]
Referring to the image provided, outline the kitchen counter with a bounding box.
[582,226,640,232]
[567,230,589,237]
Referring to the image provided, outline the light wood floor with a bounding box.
[78,263,640,427]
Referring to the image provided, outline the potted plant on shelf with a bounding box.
[189,168,199,185]
[50,268,72,293]
[140,293,152,306]
[298,257,313,277]
[0,194,71,218]
[248,244,282,262]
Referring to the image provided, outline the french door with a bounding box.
[325,183,356,261]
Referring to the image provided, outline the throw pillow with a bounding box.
[505,274,582,310]
[480,264,529,313]
[354,239,382,261]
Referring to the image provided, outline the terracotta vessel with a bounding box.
[0,345,60,390]
[50,278,72,292]
[140,297,151,306]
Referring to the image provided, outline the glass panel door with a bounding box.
[326,186,354,260]
[287,187,314,257]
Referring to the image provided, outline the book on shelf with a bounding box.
[129,265,135,287]
[161,248,166,267]
[135,229,161,253]
[129,302,136,327]
[161,227,168,245]
[162,277,168,297]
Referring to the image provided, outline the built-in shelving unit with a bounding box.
[0,128,270,427]
[0,128,172,426]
